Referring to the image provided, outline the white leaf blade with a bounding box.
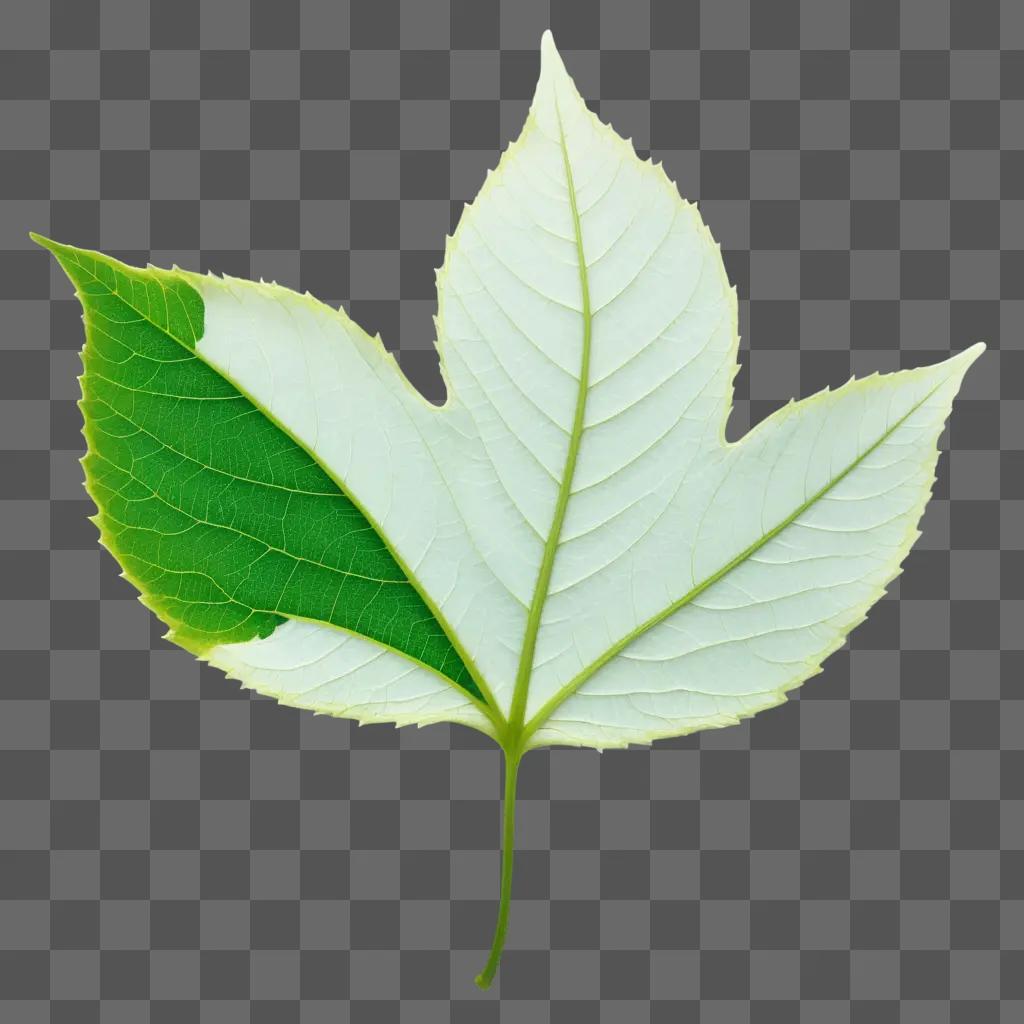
[525,344,983,748]
[206,619,496,735]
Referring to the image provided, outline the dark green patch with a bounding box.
[34,236,478,699]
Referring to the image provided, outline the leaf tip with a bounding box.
[29,230,56,251]
[29,232,78,272]
[536,28,579,104]
[540,28,559,63]
[959,340,987,366]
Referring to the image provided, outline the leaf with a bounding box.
[35,31,982,989]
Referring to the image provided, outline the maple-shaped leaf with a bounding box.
[35,32,982,988]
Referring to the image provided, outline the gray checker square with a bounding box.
[0,0,1018,1020]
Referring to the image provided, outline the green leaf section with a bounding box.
[35,236,479,699]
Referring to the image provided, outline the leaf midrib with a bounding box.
[505,96,593,749]
[521,375,950,744]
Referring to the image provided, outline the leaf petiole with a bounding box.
[475,745,521,989]
[477,84,593,993]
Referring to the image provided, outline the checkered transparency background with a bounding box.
[0,0,1020,1020]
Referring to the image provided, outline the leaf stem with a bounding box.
[475,746,521,989]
